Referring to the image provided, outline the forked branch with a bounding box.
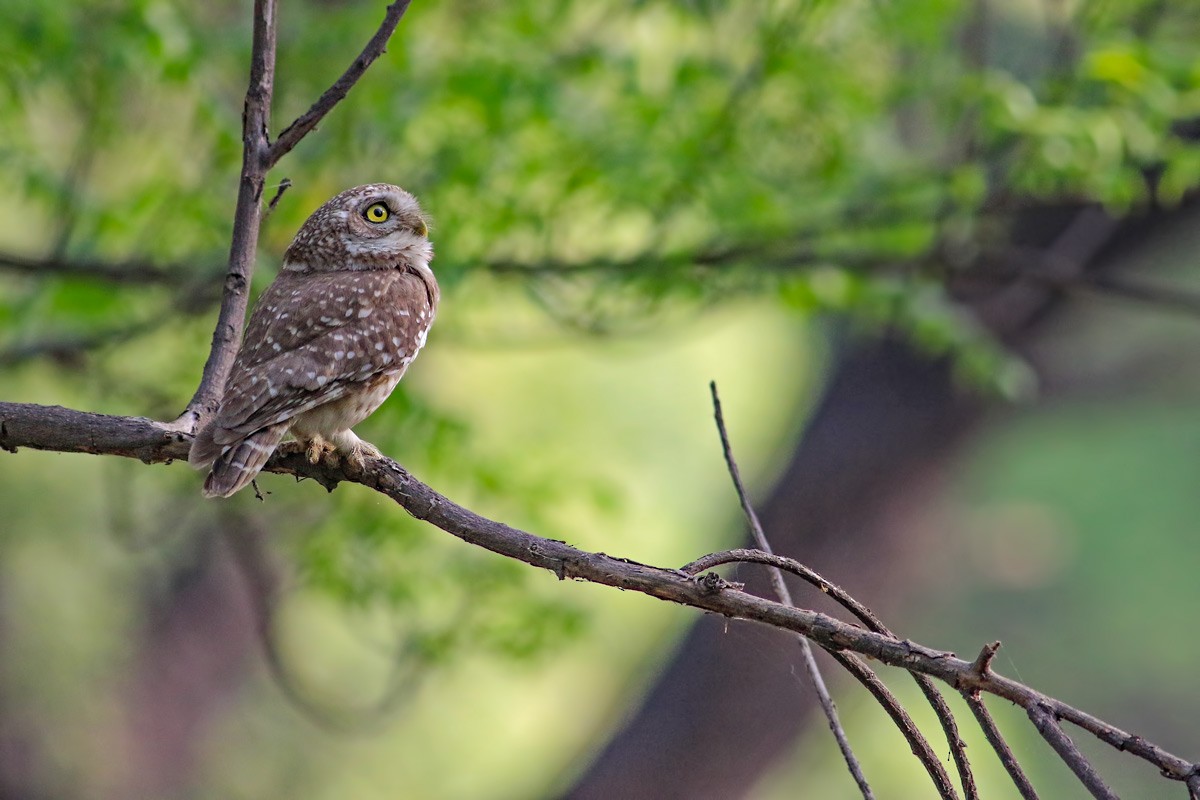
[707,381,876,799]
[180,0,413,428]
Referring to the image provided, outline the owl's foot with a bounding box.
[295,431,381,469]
[304,435,336,464]
[343,439,382,471]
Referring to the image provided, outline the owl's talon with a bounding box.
[345,441,382,471]
[304,437,335,464]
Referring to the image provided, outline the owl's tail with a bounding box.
[190,422,288,499]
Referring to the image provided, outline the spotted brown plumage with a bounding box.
[189,184,438,498]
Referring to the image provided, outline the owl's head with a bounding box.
[283,183,432,273]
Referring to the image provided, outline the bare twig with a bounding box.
[916,681,978,800]
[966,693,1041,800]
[1028,706,1118,800]
[2,399,1200,794]
[969,641,1001,676]
[686,548,976,800]
[961,640,1040,799]
[825,649,958,800]
[707,381,874,799]
[683,548,885,632]
[264,178,292,220]
[268,1,413,166]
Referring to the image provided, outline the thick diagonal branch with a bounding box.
[1,398,1197,797]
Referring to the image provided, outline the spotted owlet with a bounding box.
[189,183,438,498]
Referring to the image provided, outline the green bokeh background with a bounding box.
[2,0,1199,797]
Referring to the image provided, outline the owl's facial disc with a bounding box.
[354,191,428,239]
[282,183,433,273]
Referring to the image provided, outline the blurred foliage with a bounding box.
[2,0,1198,382]
[1,0,1199,797]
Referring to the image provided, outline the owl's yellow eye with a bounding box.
[363,202,390,223]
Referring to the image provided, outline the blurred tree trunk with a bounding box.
[113,530,263,800]
[0,520,267,799]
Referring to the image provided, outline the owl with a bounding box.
[189,183,439,498]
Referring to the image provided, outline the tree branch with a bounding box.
[180,0,278,428]
[685,548,974,800]
[3,398,1198,795]
[1028,706,1117,800]
[966,692,1041,800]
[824,648,957,800]
[707,382,874,799]
[0,403,190,461]
[0,251,192,285]
[267,1,413,167]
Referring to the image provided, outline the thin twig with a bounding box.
[683,548,885,632]
[825,649,958,800]
[264,178,292,220]
[686,546,978,799]
[916,681,978,800]
[1028,706,1119,800]
[708,381,875,799]
[966,692,1040,800]
[268,1,413,166]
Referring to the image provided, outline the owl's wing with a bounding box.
[211,269,429,442]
